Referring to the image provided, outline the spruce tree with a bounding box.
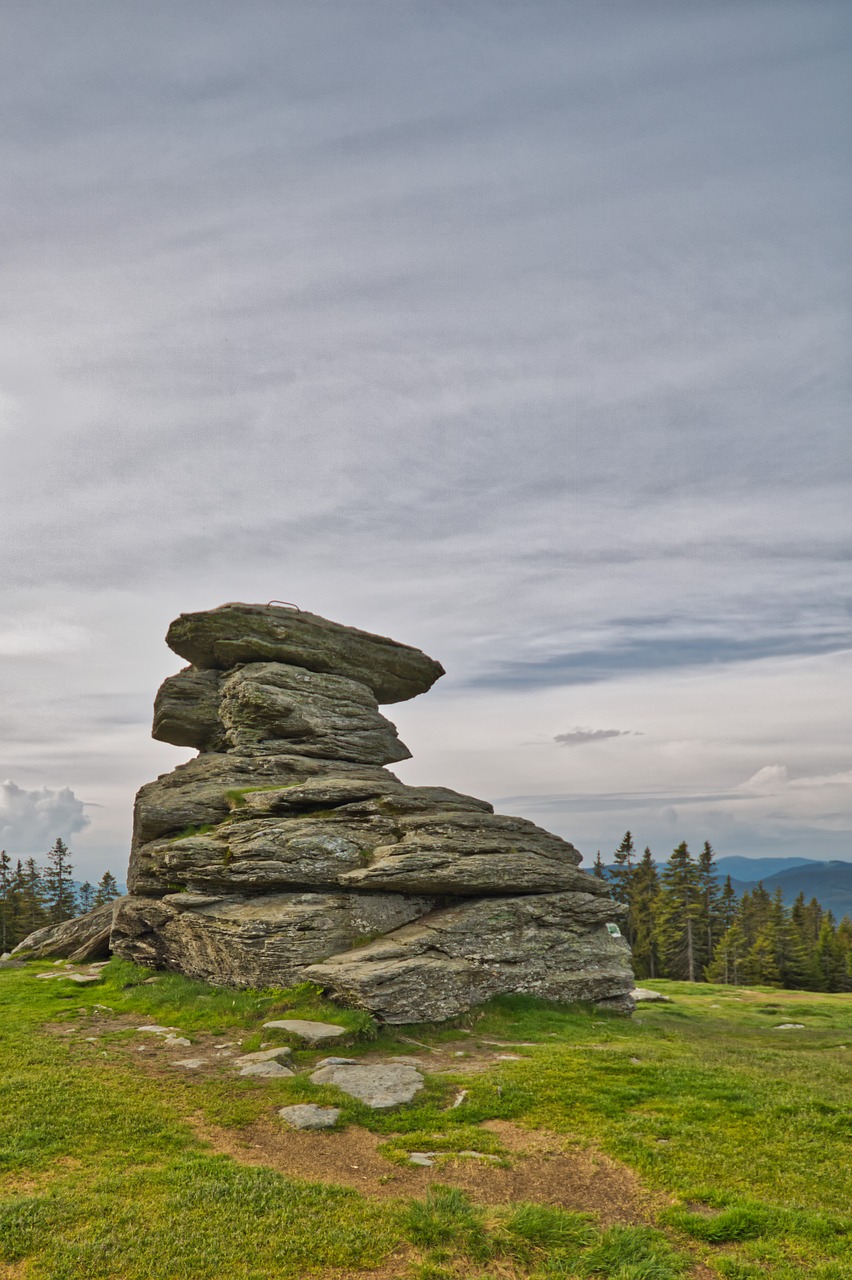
[592,851,606,879]
[0,851,12,952]
[43,838,76,924]
[608,832,637,945]
[656,841,702,981]
[20,858,47,935]
[630,847,660,979]
[93,871,119,906]
[696,841,723,975]
[78,882,95,913]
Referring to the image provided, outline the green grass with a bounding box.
[2,964,852,1277]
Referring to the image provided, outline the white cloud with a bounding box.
[0,780,90,857]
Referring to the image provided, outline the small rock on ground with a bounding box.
[774,1023,806,1030]
[262,1019,347,1044]
[238,1060,294,1078]
[315,1056,358,1067]
[233,1047,292,1066]
[630,987,672,1003]
[278,1104,341,1130]
[172,1059,207,1069]
[309,1062,423,1108]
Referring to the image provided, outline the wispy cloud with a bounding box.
[554,727,636,746]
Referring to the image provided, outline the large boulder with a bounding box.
[113,604,634,1018]
[111,890,434,987]
[304,893,632,1023]
[12,900,117,963]
[166,603,444,703]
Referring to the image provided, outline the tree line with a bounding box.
[595,832,852,992]
[0,839,120,953]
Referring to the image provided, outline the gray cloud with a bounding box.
[0,781,90,858]
[0,1,848,872]
[554,728,636,746]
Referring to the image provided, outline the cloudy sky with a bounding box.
[1,1,850,882]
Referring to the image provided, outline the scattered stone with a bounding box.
[163,1035,192,1047]
[309,1062,424,1108]
[774,1023,806,1030]
[172,1058,206,1069]
[237,1060,294,1078]
[630,988,672,1003]
[232,1047,293,1066]
[278,1104,341,1130]
[262,1019,348,1044]
[407,1152,436,1167]
[449,1089,468,1109]
[388,1055,423,1066]
[315,1056,358,1067]
[65,974,101,984]
[495,1054,522,1060]
[137,1025,179,1035]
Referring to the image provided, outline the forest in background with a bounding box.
[598,833,852,992]
[0,839,119,952]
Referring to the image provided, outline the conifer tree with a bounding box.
[78,882,95,913]
[0,851,12,952]
[630,847,660,978]
[706,918,747,985]
[93,871,119,906]
[608,832,637,944]
[43,838,76,924]
[591,851,606,879]
[656,841,702,981]
[20,858,47,936]
[696,841,723,974]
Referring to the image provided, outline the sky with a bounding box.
[1,1,850,883]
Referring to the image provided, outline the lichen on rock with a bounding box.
[109,602,634,1020]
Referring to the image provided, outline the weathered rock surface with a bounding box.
[166,603,444,703]
[154,663,410,764]
[309,1061,424,1108]
[304,892,632,1023]
[11,901,116,962]
[109,603,634,1021]
[278,1104,341,1129]
[262,1019,349,1044]
[112,891,433,987]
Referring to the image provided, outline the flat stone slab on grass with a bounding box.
[171,1058,207,1070]
[774,1023,806,1030]
[278,1104,341,1130]
[630,988,672,1003]
[262,1019,348,1045]
[233,1047,292,1066]
[238,1060,295,1078]
[309,1062,424,1108]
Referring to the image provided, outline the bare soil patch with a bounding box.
[188,1112,662,1225]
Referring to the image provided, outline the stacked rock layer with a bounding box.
[113,604,634,1022]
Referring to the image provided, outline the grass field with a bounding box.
[1,959,850,1279]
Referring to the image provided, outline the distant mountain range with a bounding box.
[714,857,852,921]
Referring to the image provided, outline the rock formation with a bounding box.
[112,603,633,1021]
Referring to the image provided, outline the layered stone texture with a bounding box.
[114,602,633,1021]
